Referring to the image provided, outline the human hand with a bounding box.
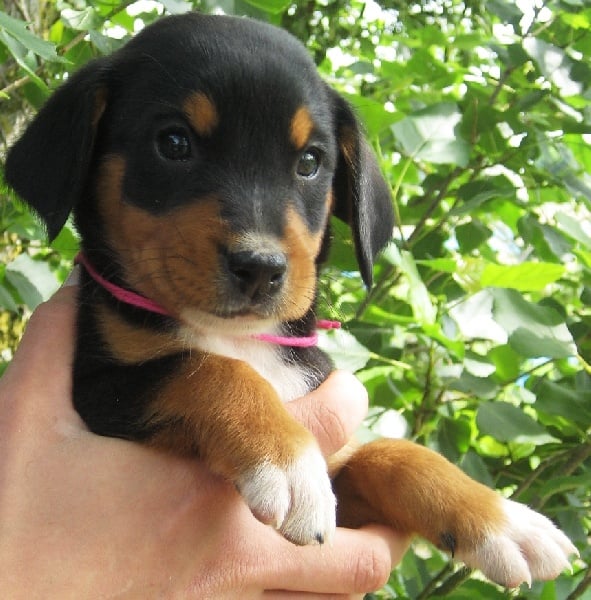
[0,276,409,599]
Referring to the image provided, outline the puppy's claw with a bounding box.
[456,498,578,588]
[440,532,457,557]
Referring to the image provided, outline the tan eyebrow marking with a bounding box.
[184,92,219,137]
[290,106,314,150]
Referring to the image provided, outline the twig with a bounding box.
[432,566,473,596]
[415,562,455,600]
[566,566,591,600]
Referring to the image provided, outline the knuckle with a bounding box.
[352,546,391,592]
[312,402,348,454]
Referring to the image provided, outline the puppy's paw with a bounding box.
[279,446,337,545]
[237,445,336,545]
[457,498,578,587]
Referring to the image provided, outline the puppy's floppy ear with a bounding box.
[5,59,109,240]
[330,90,394,287]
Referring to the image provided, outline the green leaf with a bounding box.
[0,12,60,62]
[449,290,507,343]
[362,305,416,327]
[561,10,591,29]
[416,258,457,273]
[460,451,495,487]
[535,380,591,427]
[491,288,576,358]
[437,416,471,462]
[61,8,102,31]
[50,224,79,259]
[455,220,492,253]
[464,351,496,378]
[382,246,437,325]
[344,93,397,138]
[518,215,572,262]
[318,328,371,372]
[0,29,47,91]
[488,344,522,382]
[537,475,583,500]
[480,262,566,291]
[159,0,193,15]
[508,328,575,359]
[555,212,591,247]
[244,0,291,14]
[487,0,523,26]
[452,176,516,216]
[4,254,60,310]
[421,322,465,358]
[391,103,470,167]
[524,37,583,96]
[0,283,18,312]
[476,402,559,444]
[451,370,499,399]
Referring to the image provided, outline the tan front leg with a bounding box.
[146,352,336,545]
[334,438,577,587]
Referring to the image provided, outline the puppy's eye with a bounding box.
[297,148,321,178]
[157,129,191,161]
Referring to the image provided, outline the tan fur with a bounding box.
[96,156,227,317]
[96,157,328,325]
[146,353,317,477]
[184,92,219,137]
[97,305,182,364]
[279,205,326,320]
[333,439,505,552]
[290,106,314,150]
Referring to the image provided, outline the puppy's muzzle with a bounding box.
[226,250,287,301]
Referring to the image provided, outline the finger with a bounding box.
[3,282,76,381]
[1,271,80,427]
[262,525,408,595]
[286,371,368,456]
[265,587,365,600]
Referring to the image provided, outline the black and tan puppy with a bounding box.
[5,13,576,587]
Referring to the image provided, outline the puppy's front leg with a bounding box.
[146,353,335,545]
[333,439,578,587]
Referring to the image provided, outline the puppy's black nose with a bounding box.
[227,250,287,300]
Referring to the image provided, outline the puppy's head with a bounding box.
[5,14,393,333]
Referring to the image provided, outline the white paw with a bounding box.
[237,445,336,545]
[457,498,579,587]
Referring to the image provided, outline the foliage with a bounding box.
[1,0,590,597]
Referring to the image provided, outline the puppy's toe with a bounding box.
[457,498,578,587]
[237,462,291,529]
[279,445,336,545]
[237,445,336,545]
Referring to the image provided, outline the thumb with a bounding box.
[286,370,368,456]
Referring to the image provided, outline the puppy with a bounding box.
[5,12,577,587]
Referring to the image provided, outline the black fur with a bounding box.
[5,12,393,441]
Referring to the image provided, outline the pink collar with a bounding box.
[76,252,170,316]
[75,253,340,347]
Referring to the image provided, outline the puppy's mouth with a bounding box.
[211,292,284,320]
[180,305,279,338]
